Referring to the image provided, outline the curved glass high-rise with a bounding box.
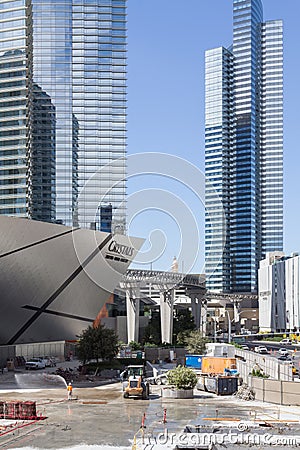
[0,0,127,232]
[205,0,283,293]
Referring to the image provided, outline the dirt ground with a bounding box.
[1,371,300,450]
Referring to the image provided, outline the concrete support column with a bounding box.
[160,289,175,344]
[190,294,201,329]
[234,301,241,334]
[126,286,140,344]
[200,301,207,336]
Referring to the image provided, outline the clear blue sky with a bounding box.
[126,0,300,274]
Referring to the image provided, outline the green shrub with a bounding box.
[129,341,142,350]
[167,365,198,390]
[251,368,269,378]
[264,336,282,342]
[143,342,157,348]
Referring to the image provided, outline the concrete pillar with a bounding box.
[190,294,201,329]
[200,301,207,336]
[126,286,140,344]
[160,289,175,344]
[234,301,241,334]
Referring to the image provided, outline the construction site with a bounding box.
[1,358,300,450]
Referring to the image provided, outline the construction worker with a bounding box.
[67,382,73,400]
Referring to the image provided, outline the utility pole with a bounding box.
[214,317,217,343]
[225,310,231,343]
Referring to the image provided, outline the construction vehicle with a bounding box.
[120,364,145,382]
[127,365,144,377]
[123,374,149,399]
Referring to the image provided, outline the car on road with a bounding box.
[25,358,46,370]
[278,348,289,356]
[278,354,291,361]
[280,339,292,345]
[241,345,249,351]
[255,346,268,354]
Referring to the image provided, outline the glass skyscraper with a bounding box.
[0,0,126,232]
[205,0,283,293]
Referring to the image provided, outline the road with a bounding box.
[242,340,300,375]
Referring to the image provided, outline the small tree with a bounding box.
[173,310,196,344]
[77,324,119,364]
[176,330,191,346]
[167,365,197,390]
[94,325,119,361]
[76,325,96,364]
[184,330,210,354]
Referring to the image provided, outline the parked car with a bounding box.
[241,345,249,351]
[280,339,292,345]
[255,346,268,354]
[25,358,46,370]
[278,348,289,356]
[42,356,56,367]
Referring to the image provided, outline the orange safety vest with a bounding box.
[67,385,73,393]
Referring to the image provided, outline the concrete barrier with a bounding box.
[250,377,264,401]
[263,379,281,404]
[247,376,300,406]
[282,381,300,406]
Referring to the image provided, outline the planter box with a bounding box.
[161,387,194,399]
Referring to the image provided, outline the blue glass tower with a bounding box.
[205,0,283,293]
[0,0,127,231]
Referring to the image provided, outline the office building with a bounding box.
[205,0,283,293]
[0,0,127,231]
[258,252,300,333]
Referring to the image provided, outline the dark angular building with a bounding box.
[0,215,143,344]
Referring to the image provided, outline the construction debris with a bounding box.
[233,383,255,400]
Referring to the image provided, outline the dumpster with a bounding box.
[204,375,238,395]
[201,357,236,375]
[185,355,202,370]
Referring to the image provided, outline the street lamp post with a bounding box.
[224,308,257,341]
[209,316,218,343]
[214,318,218,343]
[225,310,231,343]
